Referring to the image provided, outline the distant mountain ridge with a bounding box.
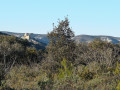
[73,35,120,44]
[1,31,120,44]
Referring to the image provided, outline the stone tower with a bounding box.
[24,33,30,40]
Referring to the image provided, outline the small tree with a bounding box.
[25,47,38,64]
[0,63,4,86]
[0,41,12,67]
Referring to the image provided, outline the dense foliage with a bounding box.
[0,18,120,90]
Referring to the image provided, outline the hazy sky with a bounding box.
[0,0,120,36]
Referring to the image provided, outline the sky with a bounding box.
[0,0,120,37]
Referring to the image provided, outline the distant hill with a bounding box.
[0,31,48,50]
[73,35,120,44]
[1,31,24,37]
[1,31,120,45]
[0,32,8,35]
[0,31,49,45]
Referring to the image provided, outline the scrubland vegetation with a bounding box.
[0,18,120,90]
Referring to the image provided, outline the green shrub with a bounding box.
[117,81,120,90]
[80,67,95,80]
[38,80,53,90]
[115,62,120,76]
[5,65,42,90]
[58,58,73,79]
[115,62,120,90]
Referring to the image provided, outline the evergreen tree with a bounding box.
[44,17,76,73]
